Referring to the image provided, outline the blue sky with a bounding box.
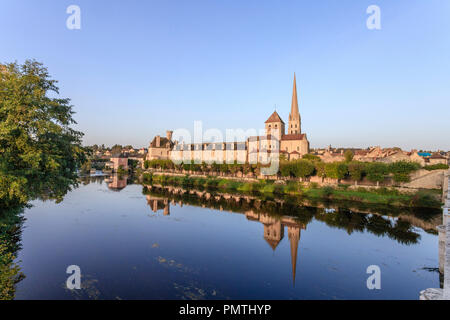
[1,0,449,150]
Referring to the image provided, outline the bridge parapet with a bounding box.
[420,170,450,300]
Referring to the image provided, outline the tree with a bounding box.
[292,160,315,178]
[365,162,388,184]
[111,144,122,155]
[389,161,420,183]
[0,60,85,208]
[280,161,293,177]
[324,162,348,180]
[344,150,354,163]
[315,161,326,178]
[348,161,364,181]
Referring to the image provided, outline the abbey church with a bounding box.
[251,73,310,161]
[147,74,310,163]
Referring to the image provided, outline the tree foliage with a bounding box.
[344,150,354,162]
[0,60,85,208]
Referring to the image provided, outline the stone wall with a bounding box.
[401,169,446,190]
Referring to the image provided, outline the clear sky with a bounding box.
[1,0,449,150]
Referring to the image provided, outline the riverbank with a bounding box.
[141,172,442,209]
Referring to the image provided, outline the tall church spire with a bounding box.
[288,73,301,134]
[291,73,299,117]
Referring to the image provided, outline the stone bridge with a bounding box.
[420,169,450,300]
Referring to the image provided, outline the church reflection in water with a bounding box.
[145,192,305,285]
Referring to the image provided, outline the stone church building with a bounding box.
[248,73,310,161]
[148,74,310,163]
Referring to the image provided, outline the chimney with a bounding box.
[156,135,161,147]
[166,130,173,141]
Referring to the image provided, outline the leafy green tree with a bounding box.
[324,162,348,180]
[80,159,92,173]
[315,161,326,178]
[111,144,123,155]
[348,161,364,181]
[365,162,389,183]
[0,60,85,208]
[280,161,293,177]
[389,161,420,183]
[344,150,354,162]
[292,160,315,178]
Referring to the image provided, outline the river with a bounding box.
[11,175,441,299]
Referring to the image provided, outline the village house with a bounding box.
[105,156,128,172]
[138,148,147,155]
[428,154,448,165]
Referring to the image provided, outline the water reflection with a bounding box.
[142,184,440,246]
[142,183,441,288]
[3,176,442,299]
[107,175,128,191]
[0,206,26,300]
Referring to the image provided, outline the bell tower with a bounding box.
[288,73,301,135]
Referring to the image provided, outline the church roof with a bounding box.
[281,133,305,141]
[265,111,285,124]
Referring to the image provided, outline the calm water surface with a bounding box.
[14,176,440,299]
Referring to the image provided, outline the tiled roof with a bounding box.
[281,134,305,141]
[430,154,446,159]
[265,111,285,124]
[248,135,280,141]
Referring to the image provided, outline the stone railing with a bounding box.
[420,169,450,300]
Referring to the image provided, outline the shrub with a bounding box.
[309,182,319,189]
[389,161,420,183]
[142,173,153,184]
[273,184,285,195]
[424,164,449,171]
[302,154,321,161]
[285,181,299,194]
[251,181,265,193]
[410,191,440,208]
[205,178,219,189]
[321,186,334,198]
[392,173,410,183]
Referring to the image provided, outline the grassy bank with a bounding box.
[142,172,442,209]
